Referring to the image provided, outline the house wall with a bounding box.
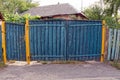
[41,14,88,20]
[53,15,72,20]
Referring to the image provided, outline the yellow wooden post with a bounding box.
[101,20,106,62]
[25,19,30,64]
[1,21,7,64]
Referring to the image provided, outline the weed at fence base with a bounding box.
[110,61,120,70]
[0,61,7,68]
[37,60,87,64]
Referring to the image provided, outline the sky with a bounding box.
[33,0,100,11]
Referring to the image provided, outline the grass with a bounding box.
[110,61,120,70]
[51,61,86,64]
[0,61,7,68]
[8,60,16,63]
[37,60,86,64]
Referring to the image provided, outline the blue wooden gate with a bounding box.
[29,20,66,60]
[29,20,102,61]
[5,23,26,61]
[67,21,102,61]
[0,20,102,61]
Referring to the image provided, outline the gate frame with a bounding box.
[1,20,7,64]
[101,20,106,62]
[25,19,31,64]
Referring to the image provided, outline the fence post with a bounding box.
[25,19,30,64]
[1,21,7,64]
[101,20,106,62]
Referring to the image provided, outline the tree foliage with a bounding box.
[0,0,39,23]
[104,0,120,17]
[0,0,39,14]
[104,0,120,28]
[83,3,120,28]
[4,13,40,23]
[84,5,104,20]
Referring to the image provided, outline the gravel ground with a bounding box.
[0,61,120,80]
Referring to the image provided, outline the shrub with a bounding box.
[4,13,40,23]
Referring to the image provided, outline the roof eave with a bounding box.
[40,13,88,19]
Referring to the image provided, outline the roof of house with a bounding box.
[22,3,87,18]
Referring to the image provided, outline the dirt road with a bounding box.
[0,62,120,80]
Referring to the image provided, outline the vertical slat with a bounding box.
[16,25,19,60]
[57,25,60,60]
[48,25,52,60]
[75,26,78,60]
[61,26,65,60]
[13,25,16,60]
[41,26,44,60]
[67,25,72,60]
[6,24,10,60]
[79,26,82,60]
[36,26,41,60]
[45,24,48,59]
[115,30,120,60]
[50,21,52,60]
[55,24,58,60]
[93,25,96,60]
[107,29,113,60]
[36,25,39,60]
[88,26,92,60]
[62,22,64,59]
[29,25,33,60]
[111,29,117,60]
[59,25,62,60]
[83,26,86,60]
[33,26,35,60]
[90,26,94,60]
[96,25,100,60]
[97,25,100,60]
[76,26,79,60]
[34,25,37,60]
[73,25,75,60]
[52,26,56,60]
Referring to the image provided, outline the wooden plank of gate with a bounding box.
[115,29,120,60]
[107,29,113,60]
[111,29,117,60]
[25,19,30,64]
[1,21,7,64]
